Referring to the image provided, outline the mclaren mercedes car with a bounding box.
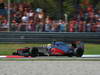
[12,41,84,57]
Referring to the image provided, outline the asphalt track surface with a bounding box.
[0,60,100,75]
[0,55,100,75]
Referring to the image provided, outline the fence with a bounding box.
[0,32,100,43]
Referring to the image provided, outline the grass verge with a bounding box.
[0,43,100,55]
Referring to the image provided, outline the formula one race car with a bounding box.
[12,41,84,57]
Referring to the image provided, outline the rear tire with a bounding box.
[75,48,84,57]
[31,47,39,57]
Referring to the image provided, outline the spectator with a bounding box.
[27,20,34,31]
[51,22,60,32]
[35,21,44,32]
[18,22,27,31]
[78,20,85,32]
[59,20,66,32]
[10,20,18,31]
[95,20,100,32]
[69,20,75,32]
[85,21,92,32]
[22,13,29,23]
[26,10,34,18]
[1,20,9,31]
[45,16,52,32]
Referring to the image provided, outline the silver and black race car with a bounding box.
[12,41,84,57]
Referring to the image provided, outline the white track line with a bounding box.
[0,55,100,58]
[0,56,7,58]
[82,55,100,58]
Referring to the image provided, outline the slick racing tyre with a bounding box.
[75,48,84,57]
[31,47,39,57]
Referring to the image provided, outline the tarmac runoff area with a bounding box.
[0,61,100,75]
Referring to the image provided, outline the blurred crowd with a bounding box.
[0,2,100,32]
[69,4,100,32]
[0,2,67,32]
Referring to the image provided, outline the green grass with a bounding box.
[0,43,100,55]
[84,44,100,54]
[0,43,43,55]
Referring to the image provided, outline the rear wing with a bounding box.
[0,32,100,43]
